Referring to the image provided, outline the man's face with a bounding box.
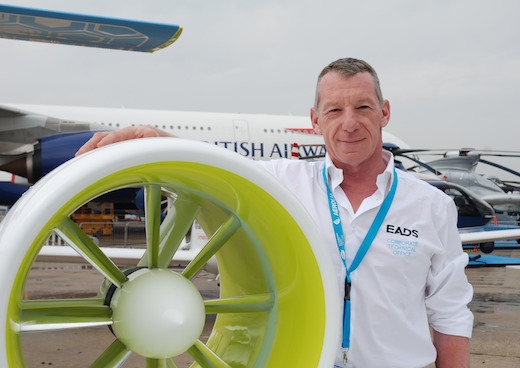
[311,71,390,170]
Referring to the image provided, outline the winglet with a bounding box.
[0,4,182,52]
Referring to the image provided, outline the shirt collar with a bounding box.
[324,150,396,198]
[377,150,396,197]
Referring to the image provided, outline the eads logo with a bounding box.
[386,224,418,238]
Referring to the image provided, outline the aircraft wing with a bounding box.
[38,245,198,268]
[36,227,520,268]
[0,4,182,52]
[460,228,520,244]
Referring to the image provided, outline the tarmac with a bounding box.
[16,245,520,367]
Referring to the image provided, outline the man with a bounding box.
[77,58,473,367]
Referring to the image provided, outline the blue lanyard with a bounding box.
[322,165,398,348]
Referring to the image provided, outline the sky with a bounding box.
[1,1,519,171]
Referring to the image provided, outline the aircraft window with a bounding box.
[445,188,478,216]
[193,126,197,130]
[208,126,211,131]
[185,126,189,130]
[177,126,182,130]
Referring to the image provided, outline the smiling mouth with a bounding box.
[339,138,364,144]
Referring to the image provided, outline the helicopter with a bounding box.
[386,146,520,229]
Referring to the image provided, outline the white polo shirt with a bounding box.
[256,151,473,368]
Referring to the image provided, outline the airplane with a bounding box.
[0,103,408,188]
[1,5,520,367]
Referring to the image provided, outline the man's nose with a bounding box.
[340,109,359,132]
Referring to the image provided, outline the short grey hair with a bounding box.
[314,58,384,109]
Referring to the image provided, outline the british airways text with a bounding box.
[211,141,326,159]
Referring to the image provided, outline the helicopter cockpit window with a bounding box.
[444,188,478,216]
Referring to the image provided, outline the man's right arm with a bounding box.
[76,125,171,156]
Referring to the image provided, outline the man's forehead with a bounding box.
[319,72,377,99]
[320,71,373,87]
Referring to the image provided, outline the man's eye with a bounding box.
[327,108,341,113]
[357,105,370,110]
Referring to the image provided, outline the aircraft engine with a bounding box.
[0,131,97,183]
[0,138,340,367]
[0,182,30,206]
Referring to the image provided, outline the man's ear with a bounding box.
[380,99,391,128]
[310,107,322,134]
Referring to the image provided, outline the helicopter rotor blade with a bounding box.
[398,154,444,176]
[479,158,520,179]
